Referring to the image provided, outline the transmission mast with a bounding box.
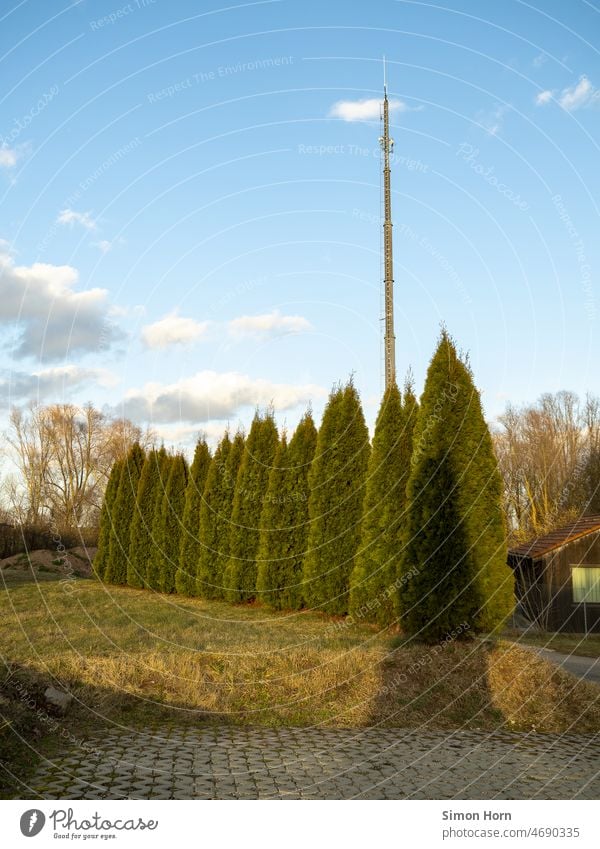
[379,57,396,390]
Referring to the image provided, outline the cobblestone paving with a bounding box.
[28,726,600,800]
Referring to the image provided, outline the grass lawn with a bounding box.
[506,631,600,658]
[2,570,600,795]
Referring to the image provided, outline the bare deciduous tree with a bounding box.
[4,402,154,529]
[7,404,53,526]
[494,391,600,541]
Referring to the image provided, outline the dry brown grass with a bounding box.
[372,640,502,729]
[373,640,600,733]
[46,648,382,727]
[487,642,600,734]
[1,575,599,733]
[0,575,385,728]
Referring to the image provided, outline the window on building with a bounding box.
[571,566,600,603]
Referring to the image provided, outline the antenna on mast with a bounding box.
[379,56,396,391]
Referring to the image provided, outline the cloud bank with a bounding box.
[0,365,117,406]
[0,249,123,360]
[228,309,311,339]
[142,311,210,349]
[120,370,324,423]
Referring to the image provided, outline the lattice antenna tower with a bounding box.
[379,56,396,390]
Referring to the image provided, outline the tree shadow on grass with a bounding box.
[0,660,228,799]
[368,637,503,731]
[368,635,600,735]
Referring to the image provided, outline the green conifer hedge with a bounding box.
[400,453,481,641]
[127,447,167,588]
[93,457,124,581]
[349,381,415,625]
[105,444,145,585]
[155,454,188,594]
[223,413,279,603]
[196,431,245,599]
[303,382,370,615]
[257,412,318,610]
[175,438,211,596]
[400,331,513,634]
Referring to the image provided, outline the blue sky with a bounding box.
[1,0,599,449]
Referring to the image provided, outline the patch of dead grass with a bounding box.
[487,642,600,734]
[45,647,383,727]
[1,577,599,733]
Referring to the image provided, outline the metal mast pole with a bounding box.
[380,57,396,390]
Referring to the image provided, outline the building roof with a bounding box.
[509,515,600,561]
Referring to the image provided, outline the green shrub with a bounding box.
[257,412,317,610]
[105,444,145,585]
[223,413,279,602]
[400,330,513,634]
[303,382,370,615]
[175,439,211,596]
[93,458,124,581]
[127,447,167,588]
[349,380,417,625]
[196,431,245,599]
[400,453,481,641]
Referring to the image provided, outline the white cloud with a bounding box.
[0,145,19,168]
[228,309,311,339]
[559,75,598,110]
[140,309,311,350]
[0,248,123,360]
[476,104,509,136]
[119,370,325,424]
[141,311,209,349]
[532,53,547,69]
[328,97,415,122]
[93,237,125,254]
[153,421,228,451]
[0,364,117,406]
[94,239,113,254]
[535,75,599,111]
[57,208,97,230]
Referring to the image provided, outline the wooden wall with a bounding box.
[542,530,600,633]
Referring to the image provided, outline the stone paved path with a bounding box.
[26,726,600,800]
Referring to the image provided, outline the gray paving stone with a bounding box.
[21,725,600,800]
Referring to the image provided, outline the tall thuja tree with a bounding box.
[349,379,417,625]
[397,378,419,615]
[175,438,211,596]
[303,381,370,615]
[105,443,145,584]
[127,447,167,588]
[197,431,244,599]
[400,453,479,642]
[223,412,279,603]
[257,411,317,610]
[93,457,124,581]
[146,453,174,592]
[402,377,419,448]
[400,330,513,634]
[255,434,288,606]
[154,453,188,594]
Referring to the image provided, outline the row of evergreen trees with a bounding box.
[94,332,514,639]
